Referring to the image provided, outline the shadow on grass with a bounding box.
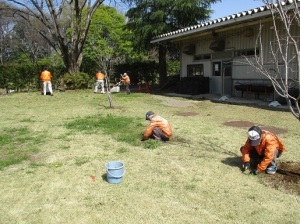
[102,173,107,182]
[221,156,243,171]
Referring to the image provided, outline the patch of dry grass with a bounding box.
[0,90,299,224]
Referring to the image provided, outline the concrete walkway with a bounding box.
[163,93,290,111]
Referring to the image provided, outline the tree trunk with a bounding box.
[68,56,81,74]
[61,46,82,74]
[158,44,167,86]
[6,0,103,75]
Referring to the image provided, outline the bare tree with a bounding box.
[245,0,300,120]
[0,1,15,64]
[14,17,51,64]
[4,0,105,73]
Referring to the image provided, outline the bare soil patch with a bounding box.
[224,120,299,196]
[261,161,300,196]
[177,112,199,116]
[153,95,195,108]
[223,120,287,134]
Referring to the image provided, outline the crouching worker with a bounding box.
[240,126,285,175]
[141,111,172,142]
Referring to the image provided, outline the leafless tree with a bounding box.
[3,0,105,73]
[245,0,300,120]
[0,1,15,64]
[14,17,51,64]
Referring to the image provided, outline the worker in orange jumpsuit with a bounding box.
[40,67,53,96]
[94,71,105,93]
[142,111,172,142]
[121,73,131,94]
[240,126,285,175]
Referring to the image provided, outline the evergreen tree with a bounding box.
[83,5,132,76]
[124,0,221,84]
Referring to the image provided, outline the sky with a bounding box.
[104,0,265,21]
[210,0,264,20]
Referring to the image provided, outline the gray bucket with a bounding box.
[105,161,125,184]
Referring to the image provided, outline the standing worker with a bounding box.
[121,73,131,94]
[40,67,53,96]
[94,71,105,93]
[240,126,285,175]
[141,111,172,142]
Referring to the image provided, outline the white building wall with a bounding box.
[179,19,299,96]
[180,54,193,78]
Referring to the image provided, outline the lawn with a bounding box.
[0,90,299,224]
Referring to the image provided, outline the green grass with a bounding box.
[75,156,90,166]
[0,90,299,224]
[65,113,149,147]
[0,155,29,169]
[0,127,44,170]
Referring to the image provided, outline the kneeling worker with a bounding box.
[240,126,285,175]
[142,111,172,142]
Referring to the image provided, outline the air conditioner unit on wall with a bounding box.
[182,44,195,55]
[209,39,225,52]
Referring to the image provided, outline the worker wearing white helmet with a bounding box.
[240,126,285,175]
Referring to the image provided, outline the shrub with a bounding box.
[64,72,91,89]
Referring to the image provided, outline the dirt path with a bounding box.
[152,95,195,108]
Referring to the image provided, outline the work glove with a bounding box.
[242,162,250,172]
[251,169,259,175]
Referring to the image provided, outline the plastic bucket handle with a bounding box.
[106,169,125,178]
[105,162,125,178]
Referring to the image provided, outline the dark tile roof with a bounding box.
[151,1,299,43]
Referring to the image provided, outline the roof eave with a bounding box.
[150,10,271,44]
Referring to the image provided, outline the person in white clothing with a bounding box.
[94,71,105,93]
[40,67,53,96]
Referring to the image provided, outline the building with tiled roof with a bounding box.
[151,1,300,99]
